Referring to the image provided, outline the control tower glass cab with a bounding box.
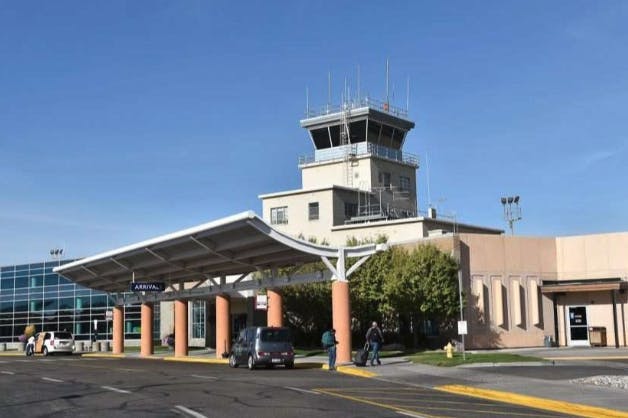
[298,97,419,224]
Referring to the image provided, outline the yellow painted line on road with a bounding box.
[436,384,628,418]
[314,388,438,418]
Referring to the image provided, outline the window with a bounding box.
[400,176,411,192]
[308,202,319,221]
[192,301,205,339]
[378,171,391,189]
[344,203,358,219]
[270,206,288,225]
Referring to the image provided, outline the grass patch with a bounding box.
[408,351,542,367]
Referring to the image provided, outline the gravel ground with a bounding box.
[571,375,628,390]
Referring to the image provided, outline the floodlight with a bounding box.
[501,197,507,205]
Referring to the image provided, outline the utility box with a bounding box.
[589,327,607,347]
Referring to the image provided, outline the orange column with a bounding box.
[216,294,230,359]
[267,289,283,327]
[112,305,124,354]
[332,280,352,364]
[174,299,188,357]
[140,303,153,357]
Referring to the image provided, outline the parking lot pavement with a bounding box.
[6,346,628,416]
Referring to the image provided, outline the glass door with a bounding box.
[566,306,589,346]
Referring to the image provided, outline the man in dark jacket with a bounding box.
[366,321,384,366]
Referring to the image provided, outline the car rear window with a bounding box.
[260,328,291,342]
[55,332,73,339]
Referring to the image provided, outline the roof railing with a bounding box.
[305,96,408,119]
[298,143,418,167]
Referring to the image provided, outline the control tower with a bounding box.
[259,91,421,244]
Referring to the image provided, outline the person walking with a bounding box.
[26,334,35,356]
[321,328,338,371]
[366,321,384,366]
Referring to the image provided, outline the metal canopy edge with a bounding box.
[54,211,385,294]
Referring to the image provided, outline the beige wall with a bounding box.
[261,190,336,242]
[556,232,628,280]
[456,234,557,349]
[301,157,373,190]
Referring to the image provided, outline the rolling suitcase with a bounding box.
[353,343,369,367]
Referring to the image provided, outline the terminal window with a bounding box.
[271,206,288,225]
[308,202,319,220]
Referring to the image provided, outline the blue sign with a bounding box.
[130,282,165,292]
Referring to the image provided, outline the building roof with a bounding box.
[54,211,383,293]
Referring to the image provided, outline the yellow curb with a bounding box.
[320,363,377,378]
[0,352,24,356]
[81,353,126,358]
[162,356,228,364]
[436,384,628,418]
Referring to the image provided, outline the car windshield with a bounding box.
[55,332,72,339]
[260,329,291,343]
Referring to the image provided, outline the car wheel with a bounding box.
[229,353,238,368]
[43,346,49,356]
[247,354,255,370]
[285,362,294,369]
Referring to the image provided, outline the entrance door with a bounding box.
[566,306,589,346]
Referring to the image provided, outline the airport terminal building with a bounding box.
[3,96,628,358]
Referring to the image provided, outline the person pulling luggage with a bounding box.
[366,321,384,366]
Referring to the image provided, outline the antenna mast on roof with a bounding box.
[406,76,410,113]
[327,71,332,113]
[385,59,390,106]
[357,65,361,102]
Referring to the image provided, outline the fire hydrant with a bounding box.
[444,342,454,359]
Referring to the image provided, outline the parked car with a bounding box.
[35,331,74,355]
[229,326,294,370]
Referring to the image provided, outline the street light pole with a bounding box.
[500,196,522,234]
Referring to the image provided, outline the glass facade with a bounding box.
[0,260,158,342]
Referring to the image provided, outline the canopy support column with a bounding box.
[267,289,283,327]
[112,305,124,354]
[140,302,154,357]
[216,286,231,359]
[174,299,188,357]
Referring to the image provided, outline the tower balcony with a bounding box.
[298,142,419,168]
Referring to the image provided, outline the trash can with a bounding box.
[91,341,101,352]
[543,335,554,347]
[589,327,607,347]
[74,341,84,353]
[100,341,110,352]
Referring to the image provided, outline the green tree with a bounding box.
[383,244,460,346]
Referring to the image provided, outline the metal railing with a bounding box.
[298,143,418,167]
[305,96,408,119]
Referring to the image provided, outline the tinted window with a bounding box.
[55,332,73,339]
[260,328,291,342]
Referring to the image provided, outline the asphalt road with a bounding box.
[0,356,575,418]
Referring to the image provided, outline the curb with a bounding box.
[436,384,628,418]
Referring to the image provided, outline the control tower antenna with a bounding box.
[406,76,410,113]
[306,86,309,116]
[327,71,332,113]
[357,65,361,102]
[385,59,390,106]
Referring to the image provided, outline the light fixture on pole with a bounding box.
[50,248,64,262]
[500,195,522,235]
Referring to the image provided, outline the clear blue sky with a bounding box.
[1,1,627,265]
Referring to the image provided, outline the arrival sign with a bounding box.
[130,282,165,292]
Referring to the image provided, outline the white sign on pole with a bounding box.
[457,320,468,335]
[256,294,268,310]
[105,310,113,321]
